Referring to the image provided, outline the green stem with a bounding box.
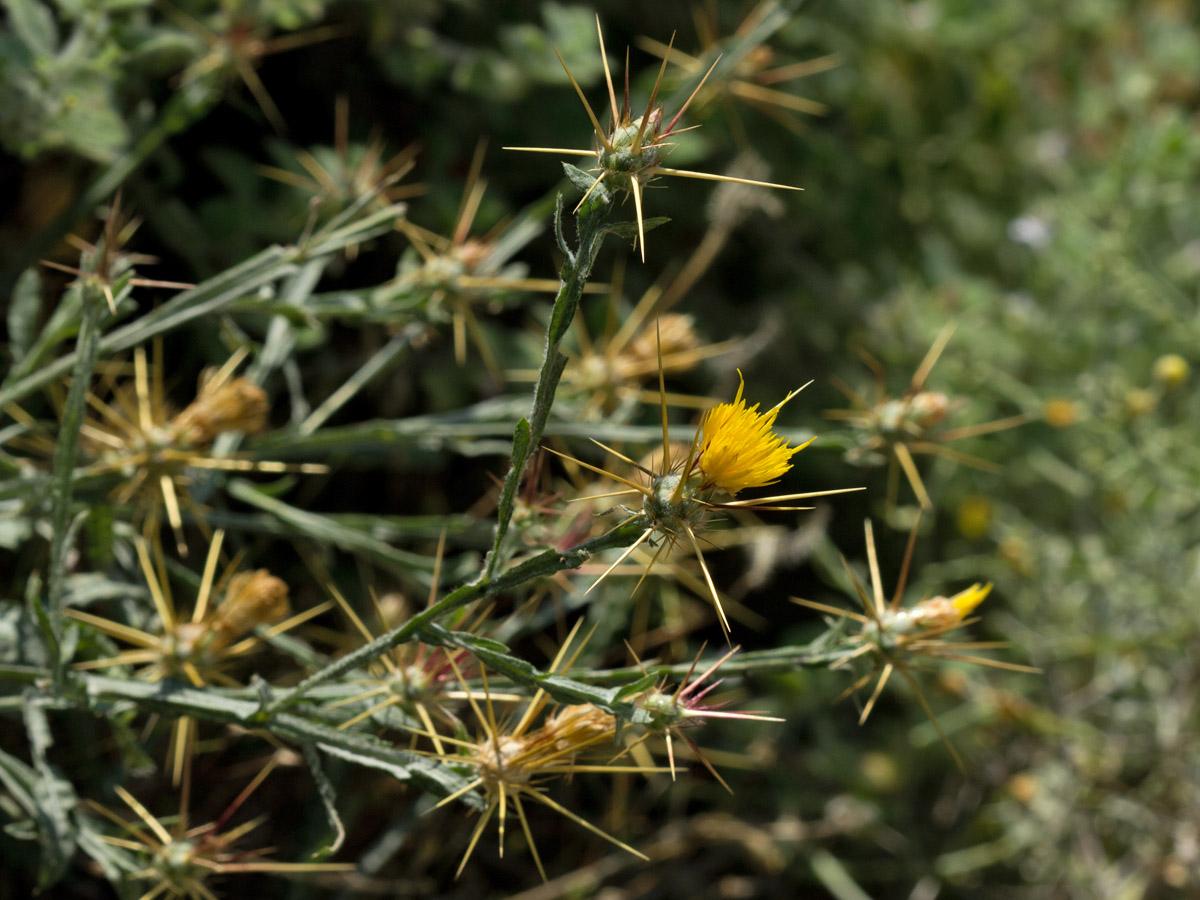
[76,675,481,807]
[42,287,105,675]
[262,517,648,717]
[484,194,612,579]
[572,643,857,684]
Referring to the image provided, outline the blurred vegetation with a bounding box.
[2,0,1199,898]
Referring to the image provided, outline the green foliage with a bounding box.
[2,1,1198,898]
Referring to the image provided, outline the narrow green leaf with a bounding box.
[614,673,659,700]
[605,216,670,239]
[302,744,345,858]
[23,698,78,889]
[562,162,606,201]
[6,268,41,367]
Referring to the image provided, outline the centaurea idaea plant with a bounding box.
[506,16,799,261]
[0,9,1043,893]
[552,358,861,639]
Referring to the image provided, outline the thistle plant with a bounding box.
[0,7,1044,897]
[827,323,1032,510]
[793,519,1039,768]
[506,16,800,261]
[551,368,861,637]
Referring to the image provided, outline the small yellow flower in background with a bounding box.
[1042,396,1079,428]
[696,372,807,495]
[506,17,800,260]
[1153,353,1189,389]
[1124,387,1157,418]
[956,494,993,539]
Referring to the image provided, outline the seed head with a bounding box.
[172,373,269,446]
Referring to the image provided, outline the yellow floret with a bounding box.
[696,374,806,495]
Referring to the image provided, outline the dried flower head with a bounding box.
[506,17,800,260]
[7,345,325,555]
[411,623,661,881]
[67,531,329,782]
[171,371,269,447]
[827,323,1031,510]
[508,274,739,418]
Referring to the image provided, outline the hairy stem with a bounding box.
[485,193,613,579]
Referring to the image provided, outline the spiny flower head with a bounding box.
[827,322,1030,510]
[322,532,499,745]
[86,758,351,899]
[549,343,860,639]
[260,96,421,232]
[412,623,659,881]
[630,646,783,790]
[67,532,311,689]
[505,16,800,260]
[393,142,570,378]
[67,531,328,784]
[793,518,1037,769]
[696,372,806,495]
[867,582,992,639]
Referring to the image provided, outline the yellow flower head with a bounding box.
[696,373,808,495]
